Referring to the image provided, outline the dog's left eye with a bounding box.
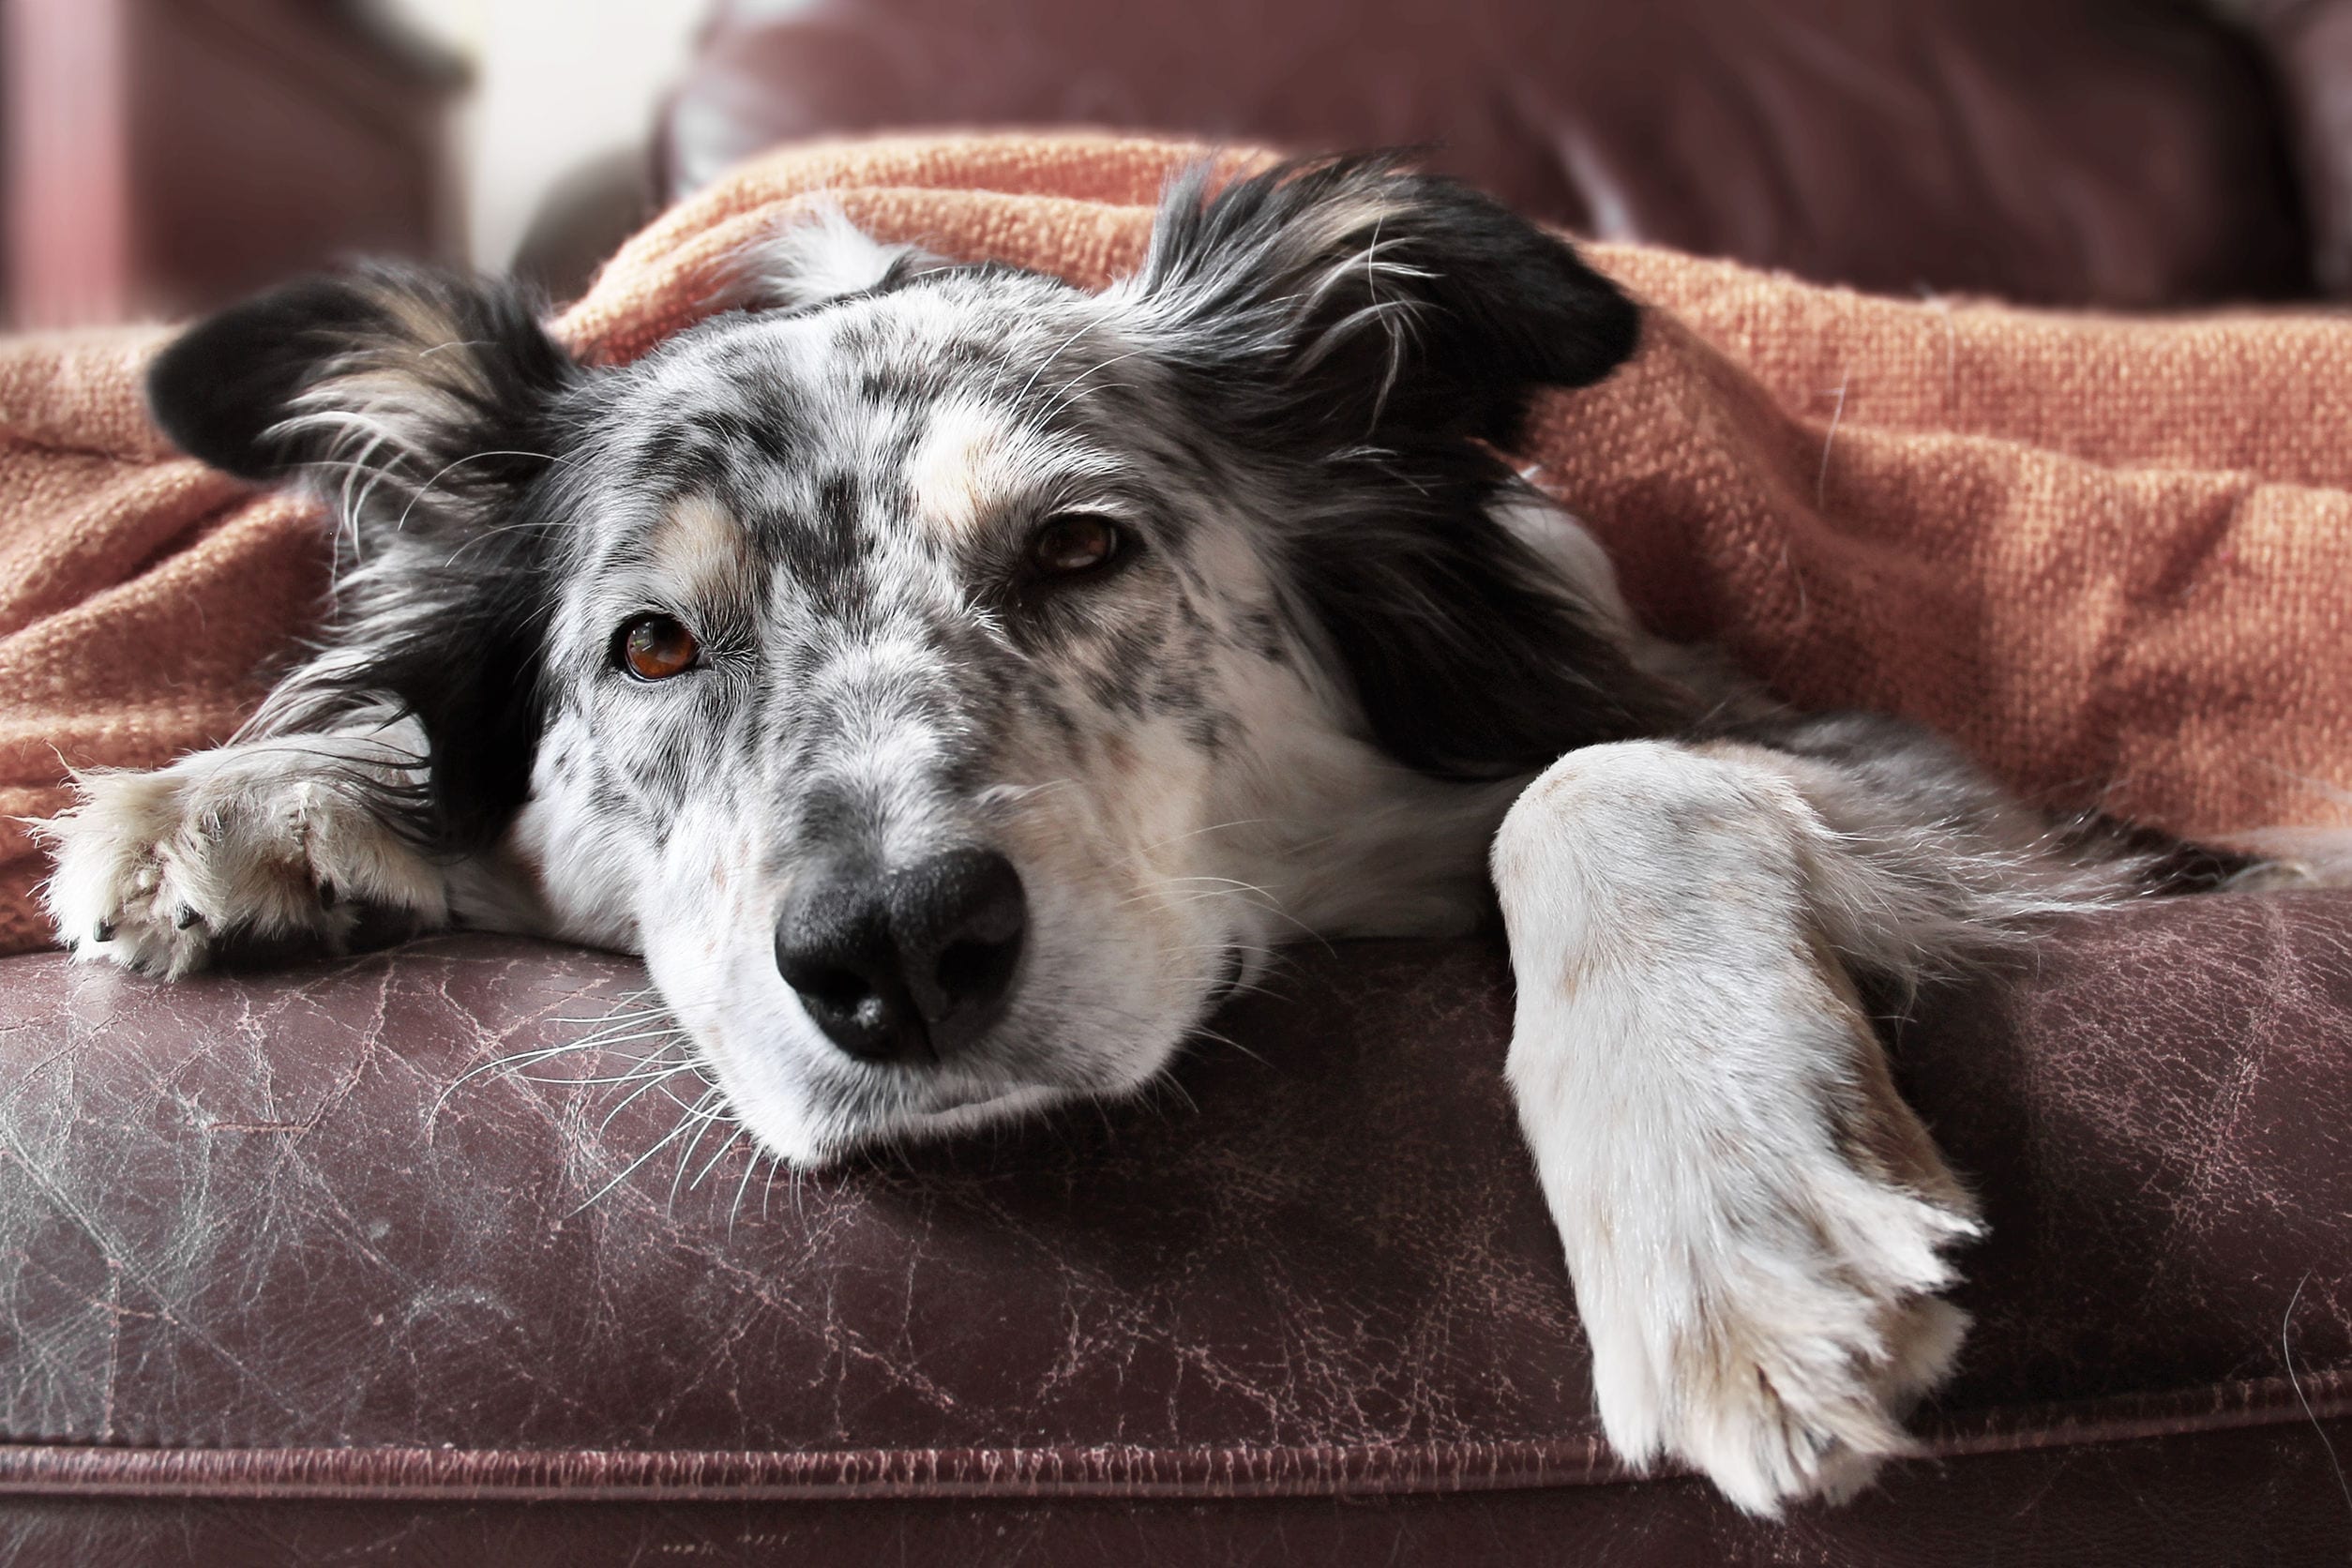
[1028,512,1122,576]
[614,613,701,681]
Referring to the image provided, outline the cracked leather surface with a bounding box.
[1,892,2349,1562]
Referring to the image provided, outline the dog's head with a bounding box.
[149,156,1666,1161]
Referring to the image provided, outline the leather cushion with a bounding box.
[0,891,2345,1506]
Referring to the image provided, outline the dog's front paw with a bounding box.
[1496,735,2005,1515]
[1507,911,1984,1513]
[37,748,444,975]
[39,767,340,975]
[1577,1150,1981,1515]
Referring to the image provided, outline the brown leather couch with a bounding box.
[665,0,2323,309]
[7,3,2352,1562]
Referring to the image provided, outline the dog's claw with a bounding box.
[173,904,202,930]
[92,917,115,944]
[317,879,339,910]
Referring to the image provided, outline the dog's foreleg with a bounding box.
[1492,738,1983,1515]
[38,712,488,975]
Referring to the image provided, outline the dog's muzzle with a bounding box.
[772,847,1028,1065]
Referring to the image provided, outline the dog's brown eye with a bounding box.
[617,614,700,681]
[1029,512,1121,576]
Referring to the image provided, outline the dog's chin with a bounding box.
[873,1083,1069,1145]
[731,1031,1197,1170]
[747,1081,1078,1170]
[698,975,1219,1170]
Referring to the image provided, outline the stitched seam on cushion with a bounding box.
[0,1369,2344,1501]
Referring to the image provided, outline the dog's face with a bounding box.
[147,158,1667,1162]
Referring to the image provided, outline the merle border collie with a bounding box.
[37,156,2320,1514]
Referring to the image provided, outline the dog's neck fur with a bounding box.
[1209,725,1527,946]
[1187,496,1662,954]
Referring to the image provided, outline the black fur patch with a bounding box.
[2064,814,2268,894]
[1138,153,1641,448]
[1138,155,1682,776]
[148,264,580,849]
[146,278,396,480]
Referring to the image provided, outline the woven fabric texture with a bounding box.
[6,131,2350,955]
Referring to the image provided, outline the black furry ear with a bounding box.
[1126,158,1678,780]
[147,278,393,480]
[148,266,580,851]
[1130,154,1639,448]
[146,263,574,487]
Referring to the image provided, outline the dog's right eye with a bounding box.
[1028,512,1122,577]
[614,614,701,681]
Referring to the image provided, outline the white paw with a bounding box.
[1576,1147,1981,1515]
[36,743,446,976]
[1495,735,1990,1515]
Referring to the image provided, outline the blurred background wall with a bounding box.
[383,0,701,273]
[0,0,707,327]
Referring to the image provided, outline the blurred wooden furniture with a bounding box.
[3,0,466,328]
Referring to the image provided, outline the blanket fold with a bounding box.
[4,131,2348,956]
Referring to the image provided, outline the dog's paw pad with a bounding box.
[39,767,325,977]
[1670,1289,1967,1515]
[1591,1184,1977,1516]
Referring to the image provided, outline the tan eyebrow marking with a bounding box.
[643,492,750,605]
[905,396,1127,543]
[906,398,1020,540]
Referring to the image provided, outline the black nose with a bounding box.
[774,847,1029,1063]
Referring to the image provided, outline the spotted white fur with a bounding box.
[33,155,2309,1516]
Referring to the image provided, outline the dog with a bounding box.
[35,155,2318,1515]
